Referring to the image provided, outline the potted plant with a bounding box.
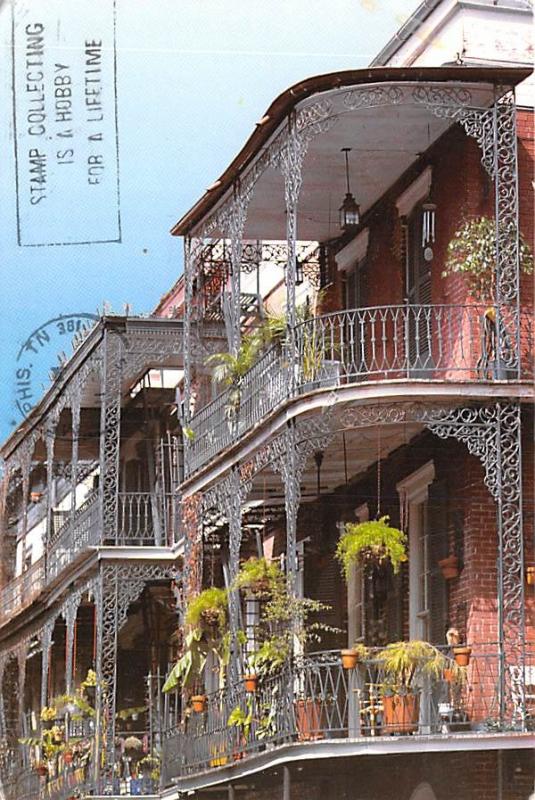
[438,554,460,580]
[81,669,97,704]
[185,587,228,632]
[378,640,446,734]
[35,762,48,776]
[443,215,533,304]
[336,516,407,579]
[453,645,472,667]
[40,706,57,729]
[205,332,262,416]
[227,702,253,760]
[191,694,207,713]
[234,557,283,597]
[341,642,368,670]
[244,673,258,693]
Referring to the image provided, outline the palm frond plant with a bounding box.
[336,516,407,579]
[378,640,446,694]
[205,332,262,414]
[377,640,447,734]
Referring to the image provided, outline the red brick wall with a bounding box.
[204,750,534,800]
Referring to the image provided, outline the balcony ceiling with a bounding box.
[242,418,425,510]
[242,100,453,241]
[172,67,531,241]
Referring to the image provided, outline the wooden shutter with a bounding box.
[427,479,449,645]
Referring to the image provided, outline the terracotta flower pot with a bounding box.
[30,491,43,503]
[64,751,74,764]
[382,693,419,734]
[244,674,258,693]
[295,699,323,741]
[340,649,359,670]
[453,646,472,667]
[36,764,48,776]
[438,555,459,580]
[443,668,454,683]
[192,694,207,713]
[526,566,535,586]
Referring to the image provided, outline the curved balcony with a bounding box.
[162,645,534,784]
[185,303,532,476]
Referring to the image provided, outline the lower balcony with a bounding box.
[185,304,533,476]
[162,645,535,784]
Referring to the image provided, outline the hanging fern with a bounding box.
[185,587,228,629]
[336,516,407,578]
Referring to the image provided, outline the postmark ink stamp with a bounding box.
[13,312,98,423]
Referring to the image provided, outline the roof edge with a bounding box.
[170,65,531,238]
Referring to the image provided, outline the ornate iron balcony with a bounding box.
[185,304,533,476]
[161,645,535,782]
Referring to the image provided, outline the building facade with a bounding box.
[0,2,533,799]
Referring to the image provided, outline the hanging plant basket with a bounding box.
[453,646,472,667]
[336,516,408,579]
[192,695,207,713]
[438,554,460,580]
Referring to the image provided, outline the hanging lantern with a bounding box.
[339,148,360,231]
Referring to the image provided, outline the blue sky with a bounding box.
[0,0,419,440]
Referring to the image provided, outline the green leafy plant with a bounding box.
[162,627,207,693]
[247,636,290,679]
[185,587,228,630]
[205,332,262,398]
[182,426,196,442]
[233,557,283,596]
[349,643,369,660]
[116,705,146,721]
[40,706,57,722]
[336,516,407,578]
[81,669,97,687]
[227,701,253,741]
[442,215,533,302]
[378,640,446,695]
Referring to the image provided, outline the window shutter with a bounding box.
[427,479,449,645]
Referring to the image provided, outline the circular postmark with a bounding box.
[13,313,99,425]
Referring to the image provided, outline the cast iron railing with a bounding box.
[162,645,535,781]
[0,558,45,623]
[185,303,533,475]
[0,490,176,615]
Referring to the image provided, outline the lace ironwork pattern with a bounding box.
[95,562,177,786]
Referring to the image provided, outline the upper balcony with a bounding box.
[185,302,533,476]
[0,315,218,628]
[172,66,533,481]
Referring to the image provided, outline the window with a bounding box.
[397,462,435,641]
